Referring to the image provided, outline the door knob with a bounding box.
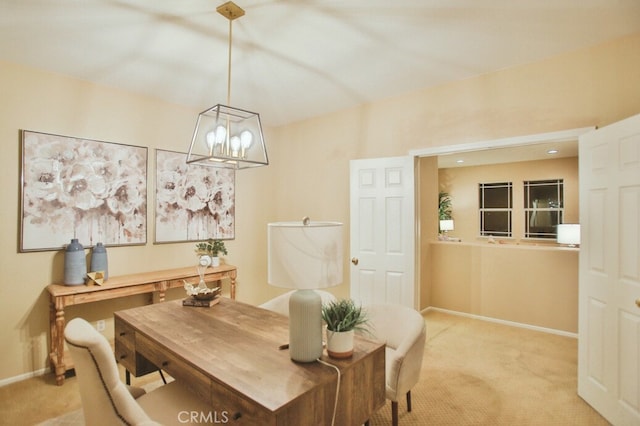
[636,299,640,308]
[351,257,359,265]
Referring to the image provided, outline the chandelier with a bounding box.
[187,1,268,170]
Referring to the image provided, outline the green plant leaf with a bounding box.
[321,299,369,332]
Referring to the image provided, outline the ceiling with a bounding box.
[2,1,640,129]
[437,140,578,168]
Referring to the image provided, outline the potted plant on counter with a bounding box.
[321,299,369,358]
[195,238,228,267]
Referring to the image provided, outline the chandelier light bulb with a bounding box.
[230,135,241,157]
[215,125,227,144]
[206,131,216,151]
[240,130,253,148]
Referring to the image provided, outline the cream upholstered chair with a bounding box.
[364,304,426,426]
[65,317,213,426]
[258,289,337,316]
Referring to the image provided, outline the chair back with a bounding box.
[259,290,337,316]
[364,304,427,400]
[64,317,152,426]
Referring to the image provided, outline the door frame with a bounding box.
[408,127,593,309]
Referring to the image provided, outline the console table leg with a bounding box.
[229,270,237,300]
[50,298,66,385]
[158,280,168,303]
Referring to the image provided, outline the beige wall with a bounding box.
[430,242,579,333]
[438,156,579,243]
[1,32,639,382]
[0,61,274,382]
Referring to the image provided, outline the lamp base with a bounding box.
[288,289,323,362]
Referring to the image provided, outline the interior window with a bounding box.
[524,179,564,239]
[479,182,512,237]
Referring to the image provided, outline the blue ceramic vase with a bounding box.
[64,239,86,285]
[90,242,108,280]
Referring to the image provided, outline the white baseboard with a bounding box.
[0,366,49,388]
[423,306,578,339]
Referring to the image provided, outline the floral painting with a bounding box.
[20,130,147,251]
[155,149,235,243]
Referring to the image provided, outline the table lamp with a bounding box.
[439,219,454,234]
[268,218,343,362]
[557,223,580,247]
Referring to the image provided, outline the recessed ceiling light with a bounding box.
[456,159,464,163]
[547,149,559,154]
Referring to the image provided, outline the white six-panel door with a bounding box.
[578,113,640,425]
[349,156,416,308]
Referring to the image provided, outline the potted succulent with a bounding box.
[194,238,228,267]
[321,299,368,358]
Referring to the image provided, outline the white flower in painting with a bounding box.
[59,162,106,210]
[25,158,63,202]
[181,167,213,213]
[36,136,76,164]
[106,180,145,216]
[157,170,185,207]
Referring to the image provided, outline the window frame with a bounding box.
[478,181,513,238]
[523,179,564,239]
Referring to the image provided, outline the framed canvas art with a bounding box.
[155,149,235,243]
[20,130,148,251]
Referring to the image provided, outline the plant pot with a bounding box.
[199,255,212,267]
[211,256,220,267]
[326,329,354,358]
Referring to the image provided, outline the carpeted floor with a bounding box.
[1,309,609,425]
[369,310,609,425]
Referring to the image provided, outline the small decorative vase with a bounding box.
[90,242,108,280]
[64,238,87,286]
[212,256,221,267]
[326,329,355,359]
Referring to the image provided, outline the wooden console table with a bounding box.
[47,264,237,385]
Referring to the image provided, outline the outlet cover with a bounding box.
[96,320,106,332]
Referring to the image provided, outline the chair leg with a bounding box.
[406,390,412,412]
[392,401,399,426]
[158,369,167,384]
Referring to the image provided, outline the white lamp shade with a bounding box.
[268,221,343,289]
[557,224,580,245]
[440,219,454,231]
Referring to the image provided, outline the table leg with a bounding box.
[158,280,168,303]
[229,269,237,300]
[50,297,66,385]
